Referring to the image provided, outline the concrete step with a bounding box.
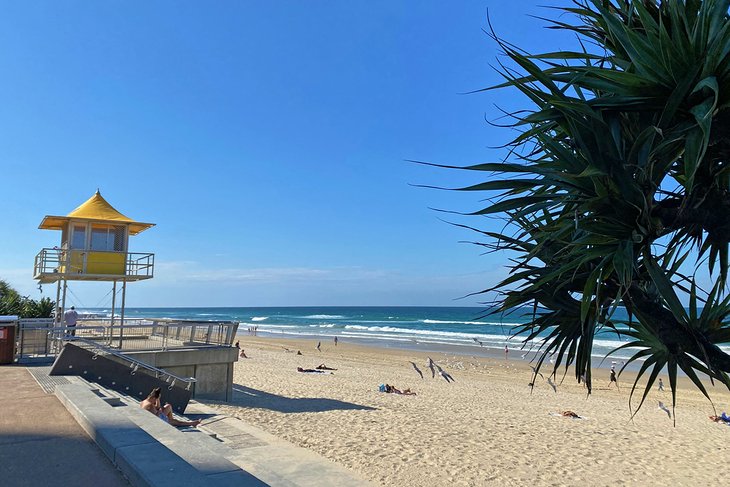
[55,383,263,487]
[57,378,371,486]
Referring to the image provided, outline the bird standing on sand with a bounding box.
[547,377,557,393]
[427,357,436,378]
[316,341,321,352]
[409,361,424,379]
[658,401,671,419]
[435,364,454,383]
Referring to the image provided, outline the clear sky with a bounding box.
[0,1,576,307]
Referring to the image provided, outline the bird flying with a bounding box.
[530,365,544,380]
[427,357,436,378]
[435,364,454,383]
[658,401,671,419]
[409,361,424,379]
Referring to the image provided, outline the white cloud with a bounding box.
[152,262,390,284]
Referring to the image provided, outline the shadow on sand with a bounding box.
[232,384,377,414]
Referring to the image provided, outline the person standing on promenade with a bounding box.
[64,306,79,336]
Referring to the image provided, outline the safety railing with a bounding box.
[17,323,112,361]
[79,318,239,352]
[16,320,238,361]
[69,336,197,391]
[33,247,154,281]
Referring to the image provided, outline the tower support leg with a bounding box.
[119,281,127,349]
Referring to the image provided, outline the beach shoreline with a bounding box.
[208,335,730,486]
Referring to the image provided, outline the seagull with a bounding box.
[427,357,436,378]
[658,401,671,419]
[547,377,557,393]
[316,341,321,352]
[530,365,544,380]
[409,361,424,379]
[435,364,454,383]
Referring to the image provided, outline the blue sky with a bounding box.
[0,1,577,307]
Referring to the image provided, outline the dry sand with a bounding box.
[205,336,730,486]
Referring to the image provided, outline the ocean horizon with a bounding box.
[76,305,694,364]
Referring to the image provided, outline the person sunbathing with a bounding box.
[561,410,581,418]
[381,384,416,395]
[140,387,201,427]
[709,412,730,423]
[316,363,337,370]
[297,367,332,374]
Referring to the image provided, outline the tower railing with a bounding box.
[33,247,154,281]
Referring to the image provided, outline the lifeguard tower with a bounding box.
[33,190,155,333]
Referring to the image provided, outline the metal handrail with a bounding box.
[68,336,197,389]
[33,247,155,279]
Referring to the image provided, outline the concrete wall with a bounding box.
[127,347,238,401]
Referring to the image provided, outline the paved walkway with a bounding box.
[0,365,129,487]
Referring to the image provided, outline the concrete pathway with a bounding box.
[0,365,129,487]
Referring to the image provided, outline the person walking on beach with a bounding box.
[316,341,321,352]
[658,378,664,392]
[64,306,79,336]
[504,345,509,360]
[334,336,338,346]
[608,367,619,390]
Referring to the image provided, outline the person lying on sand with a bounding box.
[380,384,417,395]
[561,410,581,419]
[709,413,730,424]
[297,367,333,374]
[316,363,337,370]
[140,387,201,427]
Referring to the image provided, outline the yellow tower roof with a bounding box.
[38,190,155,235]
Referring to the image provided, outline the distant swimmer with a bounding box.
[409,361,424,379]
[427,357,436,378]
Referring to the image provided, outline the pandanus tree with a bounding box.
[431,0,730,419]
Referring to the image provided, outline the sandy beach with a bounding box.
[202,336,730,486]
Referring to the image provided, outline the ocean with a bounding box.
[78,306,664,363]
